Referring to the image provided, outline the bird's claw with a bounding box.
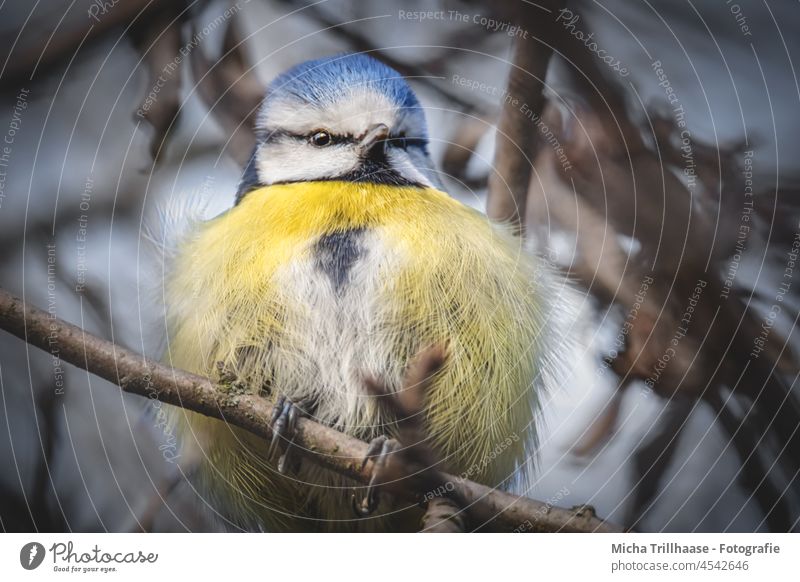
[352,435,400,516]
[269,395,308,474]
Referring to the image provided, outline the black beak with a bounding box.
[359,123,390,156]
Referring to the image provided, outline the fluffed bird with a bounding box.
[163,53,567,531]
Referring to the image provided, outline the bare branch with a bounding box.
[128,1,191,165]
[189,17,263,166]
[0,287,622,533]
[421,497,466,533]
[486,1,564,234]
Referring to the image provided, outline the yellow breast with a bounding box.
[166,181,546,492]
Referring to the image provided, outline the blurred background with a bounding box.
[1,0,798,532]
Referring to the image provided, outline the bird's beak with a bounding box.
[359,123,390,155]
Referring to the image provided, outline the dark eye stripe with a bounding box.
[390,136,427,149]
[262,129,353,144]
[327,134,355,145]
[260,128,426,149]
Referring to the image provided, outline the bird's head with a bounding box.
[236,53,440,202]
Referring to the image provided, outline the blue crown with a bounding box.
[266,53,421,110]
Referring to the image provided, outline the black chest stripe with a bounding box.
[314,228,365,294]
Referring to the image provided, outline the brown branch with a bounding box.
[189,17,263,167]
[421,497,466,533]
[1,0,160,85]
[486,1,564,234]
[0,287,622,533]
[129,467,192,533]
[128,1,191,166]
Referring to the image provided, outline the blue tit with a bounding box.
[164,53,565,531]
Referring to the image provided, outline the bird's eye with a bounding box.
[309,131,332,147]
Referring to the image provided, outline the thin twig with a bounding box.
[0,287,622,533]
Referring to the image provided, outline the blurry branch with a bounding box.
[130,468,194,533]
[0,0,161,85]
[0,287,622,533]
[440,117,492,191]
[422,497,466,533]
[130,1,262,167]
[486,1,563,234]
[29,367,68,532]
[189,18,263,166]
[129,1,192,165]
[624,396,693,530]
[516,3,800,528]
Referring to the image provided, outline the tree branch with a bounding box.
[486,1,564,235]
[0,287,622,533]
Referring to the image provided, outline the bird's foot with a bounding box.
[352,435,401,516]
[269,395,310,474]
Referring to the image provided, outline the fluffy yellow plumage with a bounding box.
[165,180,551,531]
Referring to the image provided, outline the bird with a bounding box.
[162,53,566,531]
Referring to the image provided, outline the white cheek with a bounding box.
[256,143,360,184]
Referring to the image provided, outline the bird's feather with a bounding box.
[165,181,565,529]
